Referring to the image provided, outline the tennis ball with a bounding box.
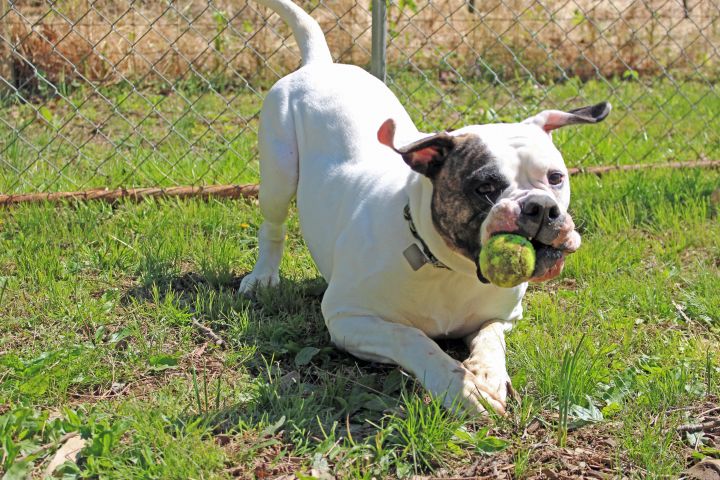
[479,234,536,288]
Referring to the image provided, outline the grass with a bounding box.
[1,74,719,477]
[2,74,719,193]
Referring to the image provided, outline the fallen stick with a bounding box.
[1,160,719,207]
[567,159,720,175]
[191,318,226,348]
[677,418,720,433]
[0,184,259,207]
[15,432,80,464]
[699,406,720,417]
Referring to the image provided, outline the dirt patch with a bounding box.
[219,431,303,478]
[359,397,720,479]
[434,419,632,479]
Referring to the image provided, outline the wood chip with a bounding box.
[44,434,86,476]
[685,459,720,480]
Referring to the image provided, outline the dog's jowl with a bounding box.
[240,0,610,414]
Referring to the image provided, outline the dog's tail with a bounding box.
[256,0,332,66]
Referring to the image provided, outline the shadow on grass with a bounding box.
[123,269,321,303]
[123,267,469,364]
[121,270,330,356]
[120,268,475,452]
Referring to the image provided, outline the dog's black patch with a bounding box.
[428,135,508,263]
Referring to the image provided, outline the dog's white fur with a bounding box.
[241,0,601,413]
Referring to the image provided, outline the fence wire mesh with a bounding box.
[1,0,719,195]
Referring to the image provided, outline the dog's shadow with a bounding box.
[124,270,469,363]
[123,271,332,365]
[123,270,471,440]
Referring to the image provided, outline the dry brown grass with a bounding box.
[4,0,720,90]
[386,0,720,80]
[5,0,367,89]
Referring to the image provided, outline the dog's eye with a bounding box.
[474,183,497,196]
[548,171,565,186]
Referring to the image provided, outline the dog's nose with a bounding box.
[518,194,564,243]
[521,197,561,224]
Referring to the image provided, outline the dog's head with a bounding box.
[378,102,610,283]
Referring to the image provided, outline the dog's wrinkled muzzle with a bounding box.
[481,199,581,283]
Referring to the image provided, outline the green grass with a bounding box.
[1,168,718,478]
[1,74,718,193]
[1,75,719,477]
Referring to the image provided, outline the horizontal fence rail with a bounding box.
[2,159,718,208]
[1,0,719,195]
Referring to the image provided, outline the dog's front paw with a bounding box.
[458,371,507,416]
[437,364,507,416]
[238,271,280,296]
[462,361,512,411]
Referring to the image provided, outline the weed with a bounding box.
[557,336,586,447]
[386,393,466,473]
[706,348,715,395]
[191,364,224,417]
[514,447,531,478]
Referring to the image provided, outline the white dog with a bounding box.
[240,0,610,414]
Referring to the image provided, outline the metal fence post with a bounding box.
[371,0,386,83]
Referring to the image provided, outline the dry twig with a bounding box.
[677,418,720,433]
[191,318,226,348]
[15,432,80,464]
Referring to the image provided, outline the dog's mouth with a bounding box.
[529,240,565,282]
[475,202,581,285]
[475,235,567,284]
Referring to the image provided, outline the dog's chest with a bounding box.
[379,268,525,337]
[323,250,526,338]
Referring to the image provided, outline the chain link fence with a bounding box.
[1,0,719,195]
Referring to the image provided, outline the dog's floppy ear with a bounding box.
[377,119,454,177]
[523,101,611,133]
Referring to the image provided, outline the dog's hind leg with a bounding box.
[240,89,298,294]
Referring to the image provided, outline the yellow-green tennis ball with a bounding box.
[479,234,536,288]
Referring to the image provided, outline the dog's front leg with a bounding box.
[462,320,513,408]
[328,316,506,415]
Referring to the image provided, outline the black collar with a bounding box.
[403,204,451,271]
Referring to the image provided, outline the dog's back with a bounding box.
[251,0,422,280]
[240,0,419,292]
[256,0,418,169]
